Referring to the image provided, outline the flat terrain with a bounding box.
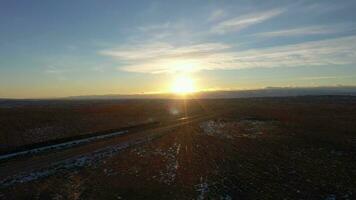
[0,96,355,199]
[0,99,207,154]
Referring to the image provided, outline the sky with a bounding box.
[1,0,356,98]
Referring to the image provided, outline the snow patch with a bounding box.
[0,130,128,161]
[196,176,209,200]
[0,136,152,188]
[153,142,181,185]
[199,120,231,139]
[200,119,275,139]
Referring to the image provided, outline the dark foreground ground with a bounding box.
[0,96,355,199]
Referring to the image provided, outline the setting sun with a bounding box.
[171,76,196,94]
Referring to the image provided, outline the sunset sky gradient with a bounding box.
[1,0,356,98]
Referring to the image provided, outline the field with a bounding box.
[0,96,355,199]
[0,99,208,154]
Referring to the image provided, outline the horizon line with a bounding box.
[2,85,356,100]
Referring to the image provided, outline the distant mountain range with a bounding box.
[1,86,356,101]
[67,86,356,99]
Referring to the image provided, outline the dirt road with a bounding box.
[0,113,216,187]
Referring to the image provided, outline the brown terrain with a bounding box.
[0,96,355,199]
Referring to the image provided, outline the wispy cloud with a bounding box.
[255,24,356,37]
[99,4,356,74]
[209,9,227,22]
[100,35,356,74]
[303,2,349,14]
[44,65,65,74]
[100,42,229,61]
[130,8,288,43]
[100,42,230,73]
[44,65,68,80]
[217,35,356,69]
[134,21,198,41]
[137,22,173,32]
[211,9,285,34]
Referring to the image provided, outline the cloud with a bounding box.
[99,5,356,74]
[209,9,226,22]
[100,42,229,61]
[100,42,230,73]
[215,35,356,69]
[44,65,64,74]
[255,24,356,37]
[100,35,356,74]
[137,23,170,32]
[303,2,349,14]
[211,9,285,34]
[44,65,68,80]
[134,21,197,41]
[130,8,287,43]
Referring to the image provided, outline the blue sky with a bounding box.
[1,0,356,98]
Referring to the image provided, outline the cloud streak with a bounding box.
[99,5,356,74]
[100,42,230,73]
[255,24,356,37]
[100,42,229,60]
[211,9,285,34]
[101,35,356,74]
[209,9,226,22]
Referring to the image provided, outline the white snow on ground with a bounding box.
[200,120,225,135]
[153,142,181,185]
[0,130,128,161]
[128,144,180,181]
[196,176,209,200]
[199,120,232,139]
[200,119,274,139]
[195,177,233,200]
[238,120,265,138]
[0,136,153,188]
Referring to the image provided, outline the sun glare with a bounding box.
[171,76,196,95]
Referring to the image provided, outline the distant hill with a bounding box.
[67,86,356,99]
[1,86,356,102]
